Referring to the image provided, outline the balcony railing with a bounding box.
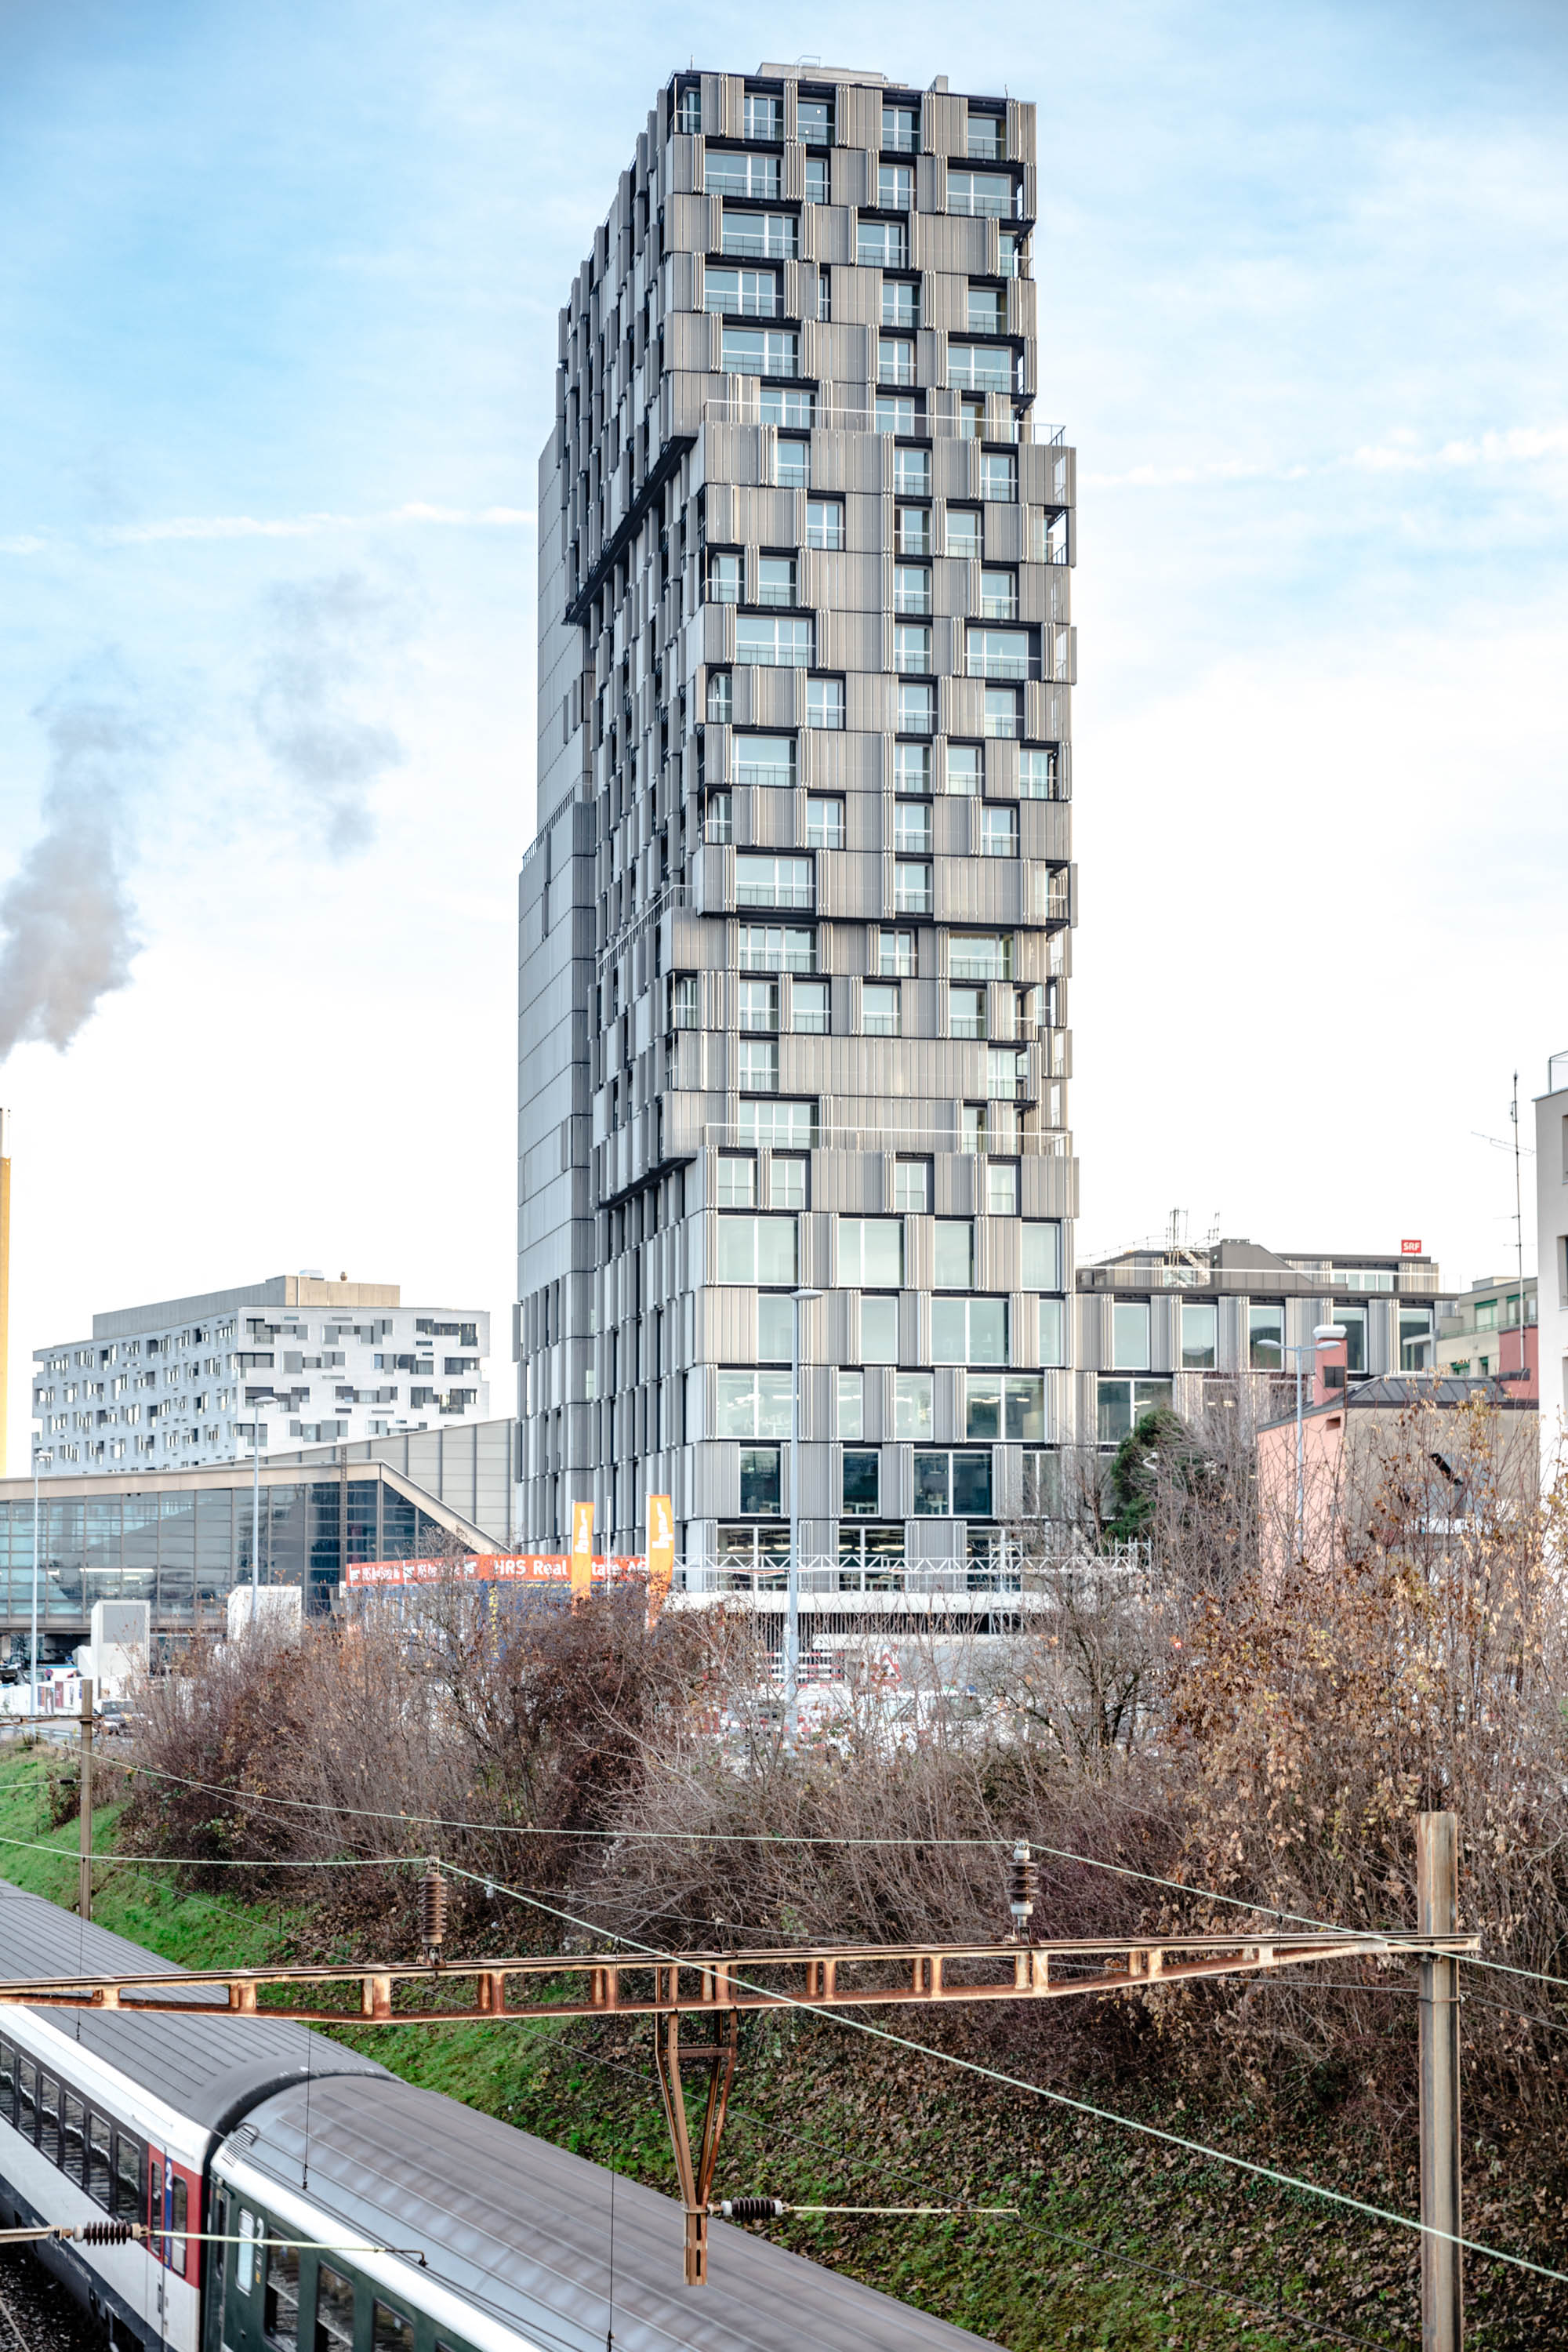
[701,397,1066,447]
[967,651,1041,680]
[737,880,815,909]
[704,1119,1071,1157]
[704,289,781,318]
[894,586,932,614]
[720,227,797,260]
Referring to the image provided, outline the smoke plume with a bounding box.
[252,571,406,855]
[0,699,143,1062]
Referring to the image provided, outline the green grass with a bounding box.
[0,1745,1555,2350]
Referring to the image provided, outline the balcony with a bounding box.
[704,289,780,318]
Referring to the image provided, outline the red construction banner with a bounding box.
[344,1554,644,1589]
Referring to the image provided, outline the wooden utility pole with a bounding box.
[1417,1809,1463,2352]
[77,1678,93,1924]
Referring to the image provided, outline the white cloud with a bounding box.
[96,502,536,545]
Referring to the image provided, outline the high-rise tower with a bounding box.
[518,65,1077,1593]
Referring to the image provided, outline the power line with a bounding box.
[436,1858,1568,2296]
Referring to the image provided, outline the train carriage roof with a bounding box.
[227,2073,1002,2352]
[0,1883,386,2135]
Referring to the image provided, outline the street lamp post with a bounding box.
[786,1287,822,1746]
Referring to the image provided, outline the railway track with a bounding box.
[0,2247,99,2350]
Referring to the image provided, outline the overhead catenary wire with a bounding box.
[537,2026,1396,2352]
[432,1857,1568,2296]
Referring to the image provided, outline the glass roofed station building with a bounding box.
[517,64,1078,1587]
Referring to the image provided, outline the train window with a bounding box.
[63,2094,86,2185]
[211,2190,229,2307]
[39,2074,60,2167]
[263,2241,300,2348]
[17,2060,36,2142]
[372,2303,414,2352]
[149,2156,164,2263]
[0,2038,13,2125]
[89,2113,112,2207]
[314,2263,356,2352]
[114,2129,143,2221]
[170,2176,189,2274]
[237,2209,259,2296]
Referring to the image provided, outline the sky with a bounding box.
[1,0,1566,1465]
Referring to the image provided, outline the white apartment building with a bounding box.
[1535,1052,1568,1485]
[31,1275,490,1475]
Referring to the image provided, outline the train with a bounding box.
[0,1885,999,2351]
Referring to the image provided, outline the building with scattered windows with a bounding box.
[1076,1236,1449,1446]
[1433,1272,1537,1396]
[31,1276,491,1477]
[1534,1053,1568,1481]
[517,64,1077,1595]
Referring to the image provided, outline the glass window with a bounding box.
[708,152,782,200]
[760,386,816,429]
[1022,1221,1062,1290]
[935,1221,974,1289]
[1400,1309,1433,1370]
[862,1296,899,1363]
[898,682,935,734]
[877,162,913,208]
[717,1154,757,1207]
[895,1370,934,1438]
[877,928,916,977]
[967,285,1008,333]
[837,1369,863,1439]
[733,734,789,790]
[736,615,813,667]
[843,1450,880,1515]
[982,805,1018,857]
[895,742,931,791]
[985,1160,1018,1216]
[983,685,1021,738]
[1039,1296,1065,1366]
[895,563,931,615]
[705,265,780,318]
[965,1373,1045,1442]
[1248,1306,1283,1370]
[372,2304,416,2352]
[112,2126,141,2218]
[949,985,986,1039]
[235,2207,258,2296]
[878,336,916,387]
[791,981,829,1034]
[882,103,918,151]
[739,1038,779,1091]
[882,278,918,327]
[721,208,797,259]
[893,447,931,496]
[1098,1376,1173,1446]
[806,499,844,550]
[804,153,829,203]
[314,2268,356,2352]
[857,219,909,267]
[1181,1301,1217,1369]
[896,503,931,556]
[739,924,815,971]
[981,452,1018,503]
[1112,1301,1150,1371]
[942,742,979,797]
[895,1159,931,1212]
[777,436,808,491]
[980,567,1018,618]
[807,796,844,848]
[797,95,833,143]
[739,978,779,1032]
[89,2111,112,2207]
[913,1452,993,1515]
[808,676,845,729]
[716,1215,798,1286]
[738,1098,818,1149]
[39,2073,60,2166]
[894,800,931,853]
[946,507,982,559]
[863,983,901,1036]
[716,1370,793,1438]
[755,553,797,606]
[63,2093,85,2185]
[949,169,1014,217]
[932,1298,1007,1364]
[951,932,1012,981]
[740,1447,782,1514]
[840,1217,905,1287]
[1020,746,1058,798]
[709,550,742,604]
[705,791,733,844]
[1337,1306,1367,1371]
[706,670,734,725]
[758,1293,795,1356]
[735,852,812,906]
[895,861,931,914]
[1000,228,1025,276]
[676,85,702,134]
[265,2245,301,2350]
[0,2041,13,2127]
[744,90,783,140]
[967,112,1006,159]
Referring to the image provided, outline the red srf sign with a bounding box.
[1400,1239,1422,1256]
